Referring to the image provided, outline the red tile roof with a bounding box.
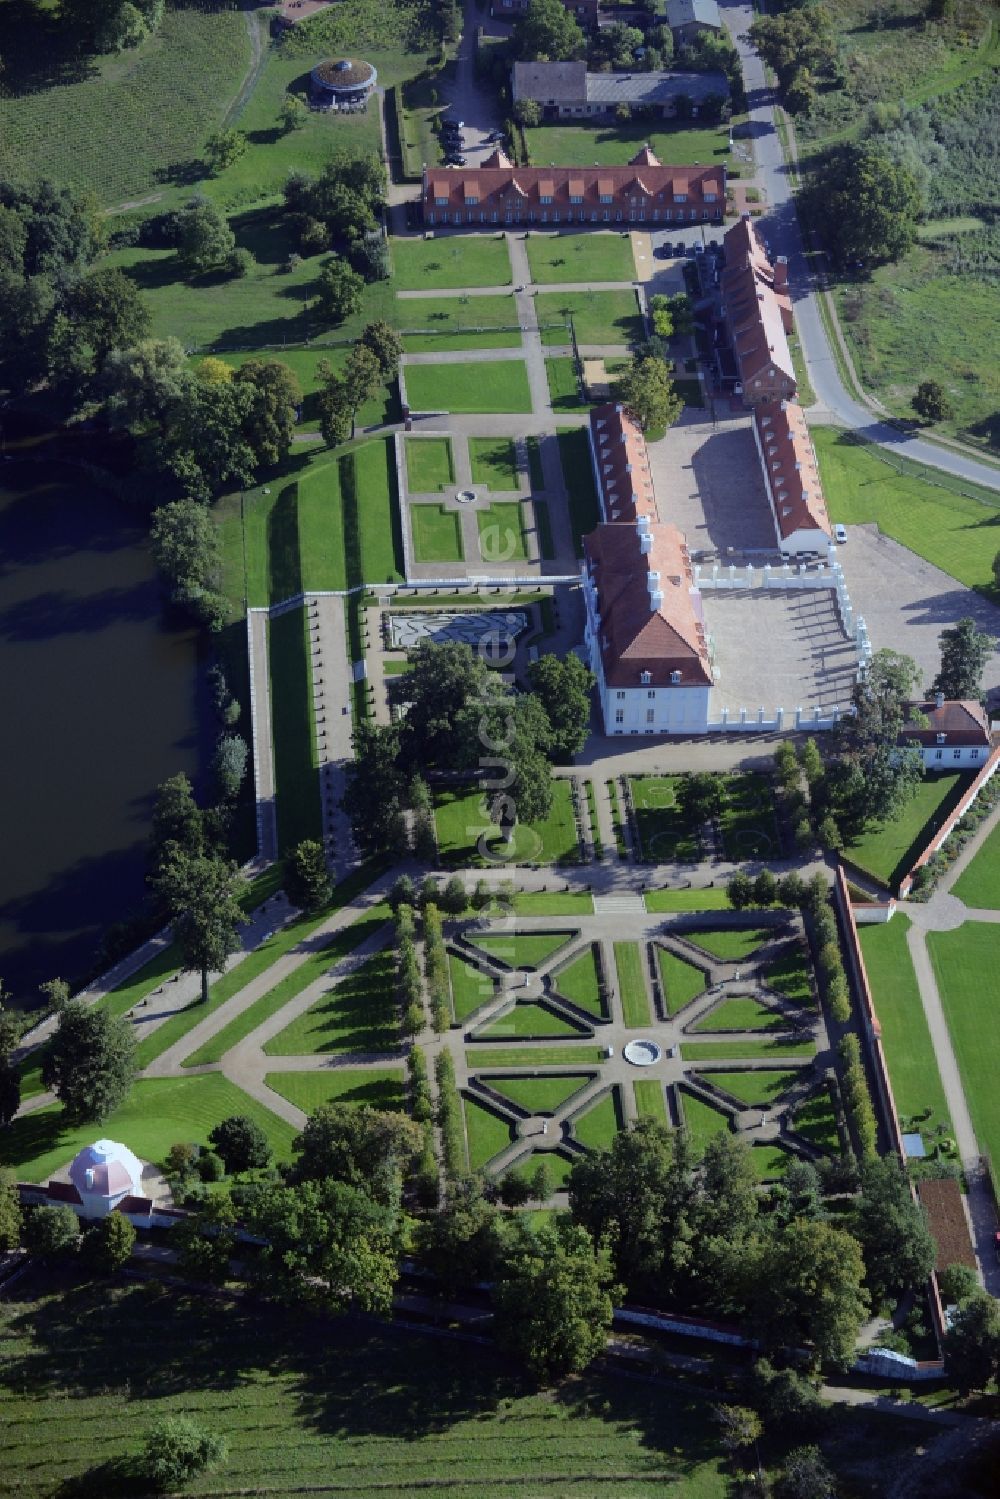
[901,699,991,747]
[721,217,795,390]
[590,403,657,525]
[585,521,712,688]
[754,401,831,543]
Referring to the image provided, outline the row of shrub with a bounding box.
[408,1046,439,1206]
[434,1051,465,1178]
[396,904,425,1039]
[838,1033,878,1160]
[424,904,450,1033]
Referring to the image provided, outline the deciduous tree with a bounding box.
[613,352,682,432]
[493,1220,620,1381]
[204,128,248,176]
[173,196,236,276]
[23,1203,81,1260]
[943,1290,1000,1392]
[809,143,922,267]
[527,653,595,761]
[342,720,409,856]
[289,1102,423,1206]
[285,840,332,911]
[209,1115,271,1174]
[912,379,953,423]
[514,0,586,61]
[233,358,303,466]
[150,499,227,630]
[749,1218,869,1368]
[852,1156,935,1303]
[932,617,991,703]
[42,1002,137,1124]
[151,847,248,1005]
[314,254,365,324]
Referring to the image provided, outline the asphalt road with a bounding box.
[721,0,1000,493]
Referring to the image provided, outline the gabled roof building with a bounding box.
[421,147,725,229]
[900,696,992,770]
[588,403,657,526]
[752,400,832,555]
[720,215,796,405]
[666,0,722,44]
[511,60,729,119]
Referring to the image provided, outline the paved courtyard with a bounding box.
[705,588,859,723]
[647,408,777,555]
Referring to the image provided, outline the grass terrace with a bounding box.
[692,996,789,1033]
[405,436,455,493]
[404,359,533,414]
[463,1095,515,1170]
[510,1150,577,1187]
[466,931,576,969]
[930,922,1000,1170]
[680,1091,733,1155]
[555,428,602,551]
[391,234,513,290]
[628,776,702,862]
[634,1079,668,1121]
[399,295,521,352]
[685,928,771,962]
[484,1073,594,1114]
[764,949,814,1006]
[614,942,652,1028]
[410,504,465,563]
[644,887,730,912]
[952,822,1000,909]
[655,947,707,1015]
[525,232,637,286]
[681,1037,816,1060]
[554,947,606,1017]
[537,290,643,347]
[466,1044,606,1067]
[435,782,581,865]
[263,946,399,1058]
[512,892,595,916]
[718,773,779,860]
[697,1069,802,1107]
[480,1002,586,1040]
[264,1068,407,1115]
[845,772,970,889]
[477,502,529,563]
[572,1087,624,1151]
[269,607,321,850]
[469,437,521,491]
[791,1087,841,1154]
[449,952,495,1021]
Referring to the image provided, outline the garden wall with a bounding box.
[898,746,1000,897]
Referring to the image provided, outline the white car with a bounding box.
[834,524,848,544]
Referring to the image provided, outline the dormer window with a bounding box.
[640,670,652,685]
[670,670,682,684]
[936,732,946,745]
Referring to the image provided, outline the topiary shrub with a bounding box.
[139,1417,226,1491]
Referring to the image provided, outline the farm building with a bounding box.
[512,60,729,120]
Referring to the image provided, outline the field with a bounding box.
[477,502,529,562]
[269,607,321,850]
[465,1044,606,1067]
[928,921,1000,1167]
[614,942,652,1028]
[859,914,952,1140]
[481,1003,585,1040]
[537,290,643,347]
[556,429,602,551]
[718,774,779,860]
[525,232,637,285]
[406,437,454,492]
[951,822,1000,908]
[264,1067,406,1114]
[792,1087,841,1154]
[399,295,521,352]
[391,234,512,290]
[524,119,733,169]
[692,997,788,1033]
[814,429,1000,593]
[404,360,533,414]
[681,1038,816,1060]
[0,1277,737,1497]
[628,776,702,862]
[634,1079,668,1121]
[764,951,814,1006]
[469,437,520,491]
[546,357,587,412]
[434,782,581,865]
[264,948,399,1056]
[655,947,707,1015]
[0,1075,296,1183]
[411,504,465,563]
[845,772,970,888]
[680,1091,733,1155]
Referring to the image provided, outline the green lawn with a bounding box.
[435,782,581,866]
[512,892,594,916]
[546,356,586,412]
[269,606,321,850]
[264,1068,406,1115]
[405,436,455,492]
[449,952,496,1021]
[554,947,605,1017]
[264,948,399,1057]
[525,232,636,285]
[463,1095,515,1169]
[479,1002,587,1040]
[791,1086,841,1154]
[764,950,815,1006]
[692,996,790,1033]
[477,502,529,563]
[845,772,971,889]
[655,947,707,1015]
[628,776,703,862]
[483,1074,594,1114]
[634,1079,667,1121]
[466,931,576,969]
[348,439,405,586]
[680,1091,733,1156]
[404,360,533,414]
[696,1069,802,1107]
[0,1278,735,1496]
[469,437,520,491]
[181,880,388,1067]
[509,1150,578,1188]
[614,942,651,1028]
[0,1075,296,1183]
[466,1044,606,1068]
[644,887,730,913]
[719,773,780,860]
[751,1143,795,1179]
[572,1088,624,1151]
[814,428,1000,594]
[392,234,512,289]
[859,914,951,1138]
[524,118,733,170]
[685,928,770,961]
[952,822,1000,909]
[929,922,1000,1169]
[410,503,465,563]
[399,295,521,352]
[537,290,643,347]
[556,428,602,553]
[681,1038,816,1060]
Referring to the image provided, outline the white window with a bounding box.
[640,670,651,684]
[675,194,687,204]
[646,709,655,724]
[935,749,943,760]
[599,193,612,204]
[616,690,625,699]
[971,749,981,760]
[647,689,655,699]
[435,196,447,206]
[540,194,552,204]
[615,709,624,724]
[670,670,681,684]
[466,194,478,205]
[570,194,583,204]
[936,733,946,745]
[705,192,716,203]
[954,749,962,759]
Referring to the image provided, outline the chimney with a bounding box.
[935,690,945,710]
[773,256,789,290]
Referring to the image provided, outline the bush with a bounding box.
[208,1115,271,1175]
[839,1033,877,1159]
[81,1212,135,1273]
[826,970,851,1024]
[197,1150,225,1183]
[140,1417,227,1492]
[408,1045,433,1124]
[23,1205,80,1260]
[435,1050,465,1178]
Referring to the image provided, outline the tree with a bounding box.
[150,499,226,630]
[932,617,991,703]
[42,1002,137,1124]
[775,1446,838,1499]
[726,871,754,909]
[834,649,924,827]
[414,1178,507,1293]
[285,840,332,911]
[994,549,1000,594]
[527,653,594,761]
[912,378,953,423]
[233,358,303,466]
[152,847,248,1005]
[696,1132,758,1243]
[242,1177,401,1313]
[475,693,554,837]
[173,1193,237,1283]
[937,1262,979,1306]
[209,1115,271,1174]
[389,641,492,770]
[713,1404,762,1457]
[315,255,365,324]
[0,1171,22,1251]
[205,128,247,175]
[648,294,675,340]
[140,1417,227,1492]
[174,196,236,276]
[852,1156,935,1304]
[82,1211,135,1272]
[289,1102,423,1205]
[755,1357,827,1434]
[943,1290,1000,1392]
[279,95,306,133]
[316,369,354,447]
[0,1004,23,1128]
[101,336,190,434]
[613,353,682,432]
[23,1204,81,1260]
[341,341,383,436]
[410,775,438,861]
[157,371,259,503]
[342,721,408,856]
[211,733,248,802]
[809,143,922,267]
[749,9,835,92]
[150,772,204,871]
[749,1219,869,1368]
[358,319,403,376]
[493,1221,620,1382]
[514,0,585,61]
[677,771,725,826]
[753,868,777,907]
[60,266,150,374]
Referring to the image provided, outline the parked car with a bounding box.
[654,244,671,259]
[834,524,848,544]
[486,129,505,142]
[444,155,467,167]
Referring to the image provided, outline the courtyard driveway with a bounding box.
[647,409,777,554]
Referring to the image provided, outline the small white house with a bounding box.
[68,1139,144,1219]
[899,697,992,771]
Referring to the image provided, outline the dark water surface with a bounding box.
[0,462,201,1004]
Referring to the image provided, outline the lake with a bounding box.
[0,460,202,1006]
